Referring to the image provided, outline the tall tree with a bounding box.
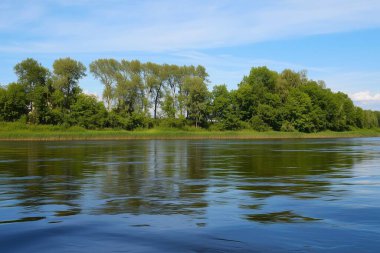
[14,58,50,121]
[283,89,314,132]
[89,59,119,111]
[211,85,242,130]
[126,60,148,113]
[243,66,278,92]
[184,77,210,128]
[148,63,168,119]
[14,58,50,92]
[52,58,86,111]
[115,60,143,114]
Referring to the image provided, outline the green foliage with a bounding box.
[0,86,6,121]
[283,89,314,132]
[70,94,108,129]
[158,117,187,129]
[53,58,86,110]
[210,85,243,130]
[89,59,119,111]
[280,121,296,132]
[242,66,278,92]
[14,58,52,124]
[127,112,153,130]
[107,111,151,130]
[14,58,50,92]
[45,108,64,125]
[278,69,307,90]
[107,111,129,129]
[234,83,256,121]
[1,59,379,133]
[1,83,28,121]
[257,103,281,130]
[161,94,176,119]
[250,116,271,132]
[219,113,244,130]
[211,85,230,119]
[184,77,210,128]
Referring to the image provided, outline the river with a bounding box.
[0,139,379,252]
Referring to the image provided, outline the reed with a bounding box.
[0,122,379,141]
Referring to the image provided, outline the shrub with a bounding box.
[280,121,296,132]
[250,116,271,132]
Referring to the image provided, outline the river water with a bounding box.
[0,139,379,252]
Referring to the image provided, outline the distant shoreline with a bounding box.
[1,128,379,141]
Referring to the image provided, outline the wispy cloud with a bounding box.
[169,50,330,87]
[0,2,45,30]
[1,0,380,53]
[83,89,101,101]
[171,51,327,71]
[349,91,380,110]
[1,0,380,110]
[351,91,380,102]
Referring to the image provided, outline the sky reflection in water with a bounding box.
[0,139,379,252]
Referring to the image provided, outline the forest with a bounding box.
[0,58,379,132]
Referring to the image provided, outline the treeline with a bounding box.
[0,58,379,132]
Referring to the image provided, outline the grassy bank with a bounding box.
[1,122,380,141]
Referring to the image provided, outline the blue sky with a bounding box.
[1,0,380,109]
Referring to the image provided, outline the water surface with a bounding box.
[0,139,379,252]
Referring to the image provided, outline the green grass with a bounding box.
[0,122,380,141]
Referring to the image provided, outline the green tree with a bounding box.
[235,66,280,122]
[283,89,315,132]
[14,58,50,94]
[1,83,28,121]
[14,58,51,123]
[89,59,119,111]
[234,82,257,121]
[279,69,307,89]
[162,94,176,119]
[0,86,6,121]
[211,85,242,130]
[70,94,108,129]
[243,66,278,92]
[53,58,86,111]
[114,61,140,114]
[184,77,210,128]
[276,69,307,101]
[359,110,378,128]
[146,62,166,119]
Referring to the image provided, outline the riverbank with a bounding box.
[0,123,380,141]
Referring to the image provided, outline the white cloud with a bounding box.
[0,2,45,30]
[351,91,380,102]
[171,51,322,70]
[83,89,101,101]
[1,0,380,53]
[349,91,380,110]
[1,0,380,110]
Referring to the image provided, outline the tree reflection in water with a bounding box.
[0,140,366,225]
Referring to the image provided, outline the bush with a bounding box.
[158,118,187,129]
[250,116,271,132]
[107,112,129,129]
[107,112,152,130]
[280,121,296,132]
[220,114,243,130]
[128,112,152,130]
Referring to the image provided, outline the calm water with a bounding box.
[0,139,380,252]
